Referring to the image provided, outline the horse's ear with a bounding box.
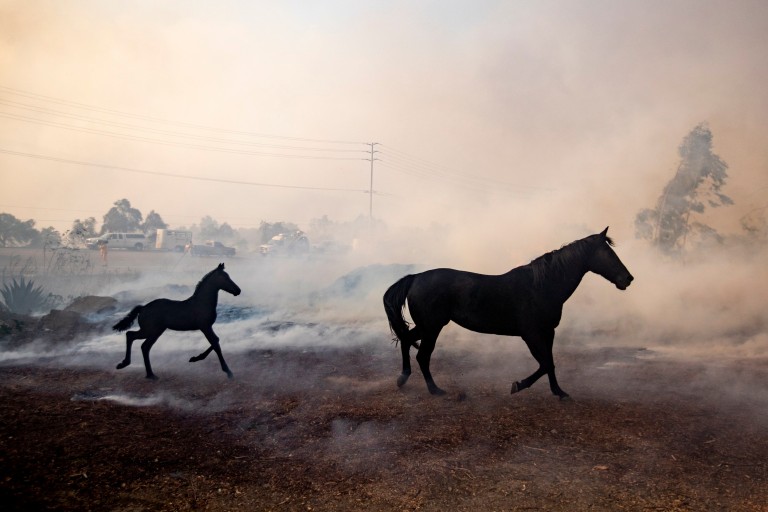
[218,262,225,270]
[600,227,609,238]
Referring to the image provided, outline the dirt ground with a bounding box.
[0,339,766,511]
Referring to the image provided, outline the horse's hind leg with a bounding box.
[116,330,144,370]
[201,326,233,379]
[397,325,422,388]
[140,330,165,380]
[398,336,412,388]
[416,330,446,396]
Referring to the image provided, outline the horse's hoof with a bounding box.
[559,394,572,401]
[116,361,129,370]
[429,386,447,396]
[226,372,234,379]
[397,373,410,388]
[189,356,198,363]
[146,374,158,381]
[510,381,520,394]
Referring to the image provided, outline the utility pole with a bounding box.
[366,142,379,222]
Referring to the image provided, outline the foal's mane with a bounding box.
[194,266,221,294]
[529,234,614,287]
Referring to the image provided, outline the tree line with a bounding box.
[0,198,299,250]
[0,198,375,254]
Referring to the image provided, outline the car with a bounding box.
[189,240,236,257]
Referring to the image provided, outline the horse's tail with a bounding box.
[112,305,143,332]
[383,274,417,346]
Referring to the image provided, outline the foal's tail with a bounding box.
[112,305,143,332]
[383,274,417,346]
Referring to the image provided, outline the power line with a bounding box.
[0,148,370,194]
[0,98,368,154]
[0,85,553,203]
[0,84,367,145]
[0,112,368,161]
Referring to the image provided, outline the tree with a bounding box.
[142,210,168,233]
[29,227,61,249]
[635,123,732,254]
[198,216,235,240]
[0,213,38,247]
[65,217,97,247]
[101,199,143,234]
[740,206,768,244]
[199,215,220,239]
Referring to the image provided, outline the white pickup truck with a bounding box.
[86,232,147,251]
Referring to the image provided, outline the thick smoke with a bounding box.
[0,2,765,433]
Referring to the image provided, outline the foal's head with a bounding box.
[586,227,634,290]
[200,263,242,296]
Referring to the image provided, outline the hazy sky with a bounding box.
[1,0,766,238]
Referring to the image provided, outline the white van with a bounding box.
[86,233,147,251]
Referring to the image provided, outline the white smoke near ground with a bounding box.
[3,217,765,370]
[558,239,768,359]
[3,227,760,389]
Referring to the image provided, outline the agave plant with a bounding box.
[0,277,51,315]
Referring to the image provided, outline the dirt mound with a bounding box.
[0,296,117,346]
[63,296,118,316]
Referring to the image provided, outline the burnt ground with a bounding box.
[0,342,766,512]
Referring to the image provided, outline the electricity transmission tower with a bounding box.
[365,142,380,221]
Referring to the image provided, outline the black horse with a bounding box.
[113,263,241,380]
[383,228,633,399]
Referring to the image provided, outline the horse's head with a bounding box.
[213,263,241,296]
[586,227,634,290]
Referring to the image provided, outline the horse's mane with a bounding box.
[194,266,220,294]
[529,234,614,287]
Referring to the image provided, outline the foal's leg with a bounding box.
[416,330,446,396]
[201,326,233,379]
[140,330,165,380]
[116,330,144,370]
[189,346,214,363]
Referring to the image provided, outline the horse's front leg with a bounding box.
[513,329,569,399]
[201,326,233,379]
[189,346,214,363]
[116,330,142,370]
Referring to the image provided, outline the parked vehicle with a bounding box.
[259,231,309,256]
[190,240,236,257]
[86,232,147,251]
[155,229,193,252]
